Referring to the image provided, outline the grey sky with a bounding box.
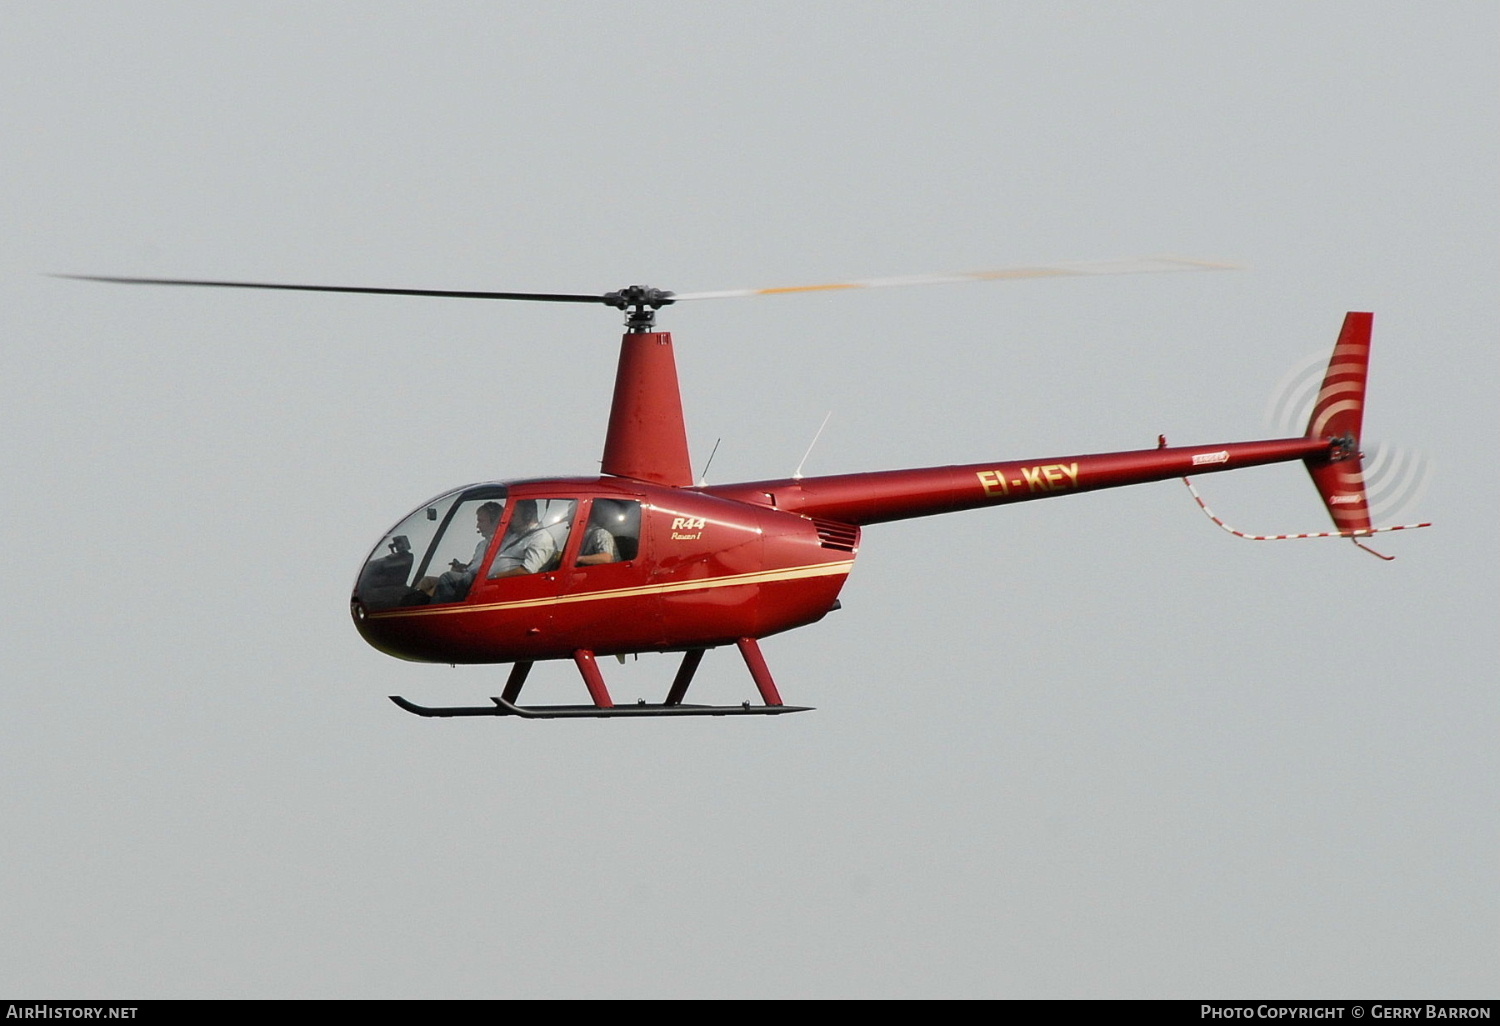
[1,2,1494,998]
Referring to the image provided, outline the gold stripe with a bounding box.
[368,560,855,620]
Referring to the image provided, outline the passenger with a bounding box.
[488,499,558,578]
[418,501,502,602]
[576,503,620,566]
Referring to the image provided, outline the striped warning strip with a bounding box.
[1181,476,1430,558]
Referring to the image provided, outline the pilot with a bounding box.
[488,499,558,578]
[418,500,502,602]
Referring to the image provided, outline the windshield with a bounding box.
[354,484,508,610]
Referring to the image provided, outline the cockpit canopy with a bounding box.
[353,484,642,611]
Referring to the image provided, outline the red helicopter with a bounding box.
[69,260,1428,718]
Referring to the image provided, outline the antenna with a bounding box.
[793,412,833,480]
[697,437,722,487]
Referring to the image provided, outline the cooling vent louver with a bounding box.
[811,517,860,552]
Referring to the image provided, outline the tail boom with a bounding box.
[702,312,1425,551]
[705,436,1334,526]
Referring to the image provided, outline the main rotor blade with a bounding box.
[58,255,1238,314]
[670,257,1238,302]
[53,275,608,305]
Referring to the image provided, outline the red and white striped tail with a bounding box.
[1180,312,1430,560]
[1305,312,1374,533]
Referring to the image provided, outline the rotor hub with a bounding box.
[1328,432,1359,462]
[602,285,676,332]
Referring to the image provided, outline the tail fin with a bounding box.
[1304,312,1373,534]
[1184,311,1428,557]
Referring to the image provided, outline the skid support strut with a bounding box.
[664,649,706,706]
[500,661,533,704]
[736,637,784,706]
[573,650,614,709]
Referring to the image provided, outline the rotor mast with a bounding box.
[599,287,693,488]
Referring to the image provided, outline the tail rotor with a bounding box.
[1187,312,1431,558]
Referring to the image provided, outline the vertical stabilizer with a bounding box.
[601,331,693,487]
[1304,312,1373,533]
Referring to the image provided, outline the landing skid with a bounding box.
[389,695,812,719]
[389,638,809,720]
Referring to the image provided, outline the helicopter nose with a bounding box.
[350,598,424,662]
